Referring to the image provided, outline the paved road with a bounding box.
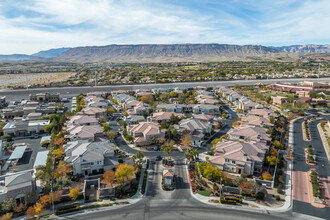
[1,77,329,101]
[67,157,293,220]
[292,115,330,219]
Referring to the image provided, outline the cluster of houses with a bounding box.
[63,94,119,176]
[216,86,264,112]
[209,86,276,176]
[112,87,223,148]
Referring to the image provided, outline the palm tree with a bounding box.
[161,142,174,159]
[185,148,199,162]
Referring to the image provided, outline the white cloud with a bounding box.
[0,0,329,54]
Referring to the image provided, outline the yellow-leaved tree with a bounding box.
[69,187,80,201]
[115,164,135,184]
[101,170,115,187]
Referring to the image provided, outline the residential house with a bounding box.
[114,94,136,105]
[272,96,290,105]
[192,113,214,122]
[64,125,104,142]
[64,141,118,176]
[248,108,276,118]
[176,118,212,147]
[209,140,269,175]
[123,100,142,109]
[124,115,145,126]
[227,125,271,143]
[128,122,165,146]
[240,115,272,127]
[125,101,150,115]
[65,115,98,127]
[193,104,220,115]
[296,90,310,98]
[79,107,107,118]
[156,104,184,113]
[296,97,312,104]
[0,169,36,204]
[148,112,184,123]
[237,98,263,111]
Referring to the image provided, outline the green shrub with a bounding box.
[278,175,283,184]
[256,192,265,200]
[198,189,212,197]
[277,184,283,194]
[210,199,220,203]
[275,195,281,201]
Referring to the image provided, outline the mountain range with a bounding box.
[0,44,329,63]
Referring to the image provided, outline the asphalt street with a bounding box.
[1,77,330,101]
[63,157,293,220]
[292,115,330,219]
[6,78,327,219]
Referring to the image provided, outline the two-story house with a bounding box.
[176,118,212,147]
[209,140,269,175]
[64,141,118,176]
[0,169,36,205]
[128,122,165,146]
[227,125,271,143]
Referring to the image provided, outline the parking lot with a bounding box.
[11,137,47,171]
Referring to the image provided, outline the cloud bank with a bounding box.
[0,0,329,54]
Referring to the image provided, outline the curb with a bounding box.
[304,149,317,166]
[306,172,326,209]
[302,120,312,142]
[317,123,330,162]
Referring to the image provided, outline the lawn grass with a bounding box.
[198,189,212,197]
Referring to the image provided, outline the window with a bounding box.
[232,160,236,164]
[225,159,229,163]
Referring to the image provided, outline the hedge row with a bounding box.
[56,204,80,215]
[220,196,243,205]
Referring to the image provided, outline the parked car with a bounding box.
[156,155,162,161]
[154,146,160,151]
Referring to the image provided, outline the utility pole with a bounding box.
[26,75,29,90]
[154,69,157,84]
[51,155,55,214]
[267,65,269,80]
[95,72,97,87]
[318,63,320,79]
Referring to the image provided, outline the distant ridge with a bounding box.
[54,43,279,63]
[0,54,40,61]
[32,47,70,58]
[272,44,330,53]
[1,43,329,63]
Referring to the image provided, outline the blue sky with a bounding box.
[0,0,329,54]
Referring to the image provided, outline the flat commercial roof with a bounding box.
[34,150,49,168]
[9,146,27,160]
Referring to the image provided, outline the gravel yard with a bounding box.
[0,72,74,89]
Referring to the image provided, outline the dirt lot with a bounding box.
[0,72,75,89]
